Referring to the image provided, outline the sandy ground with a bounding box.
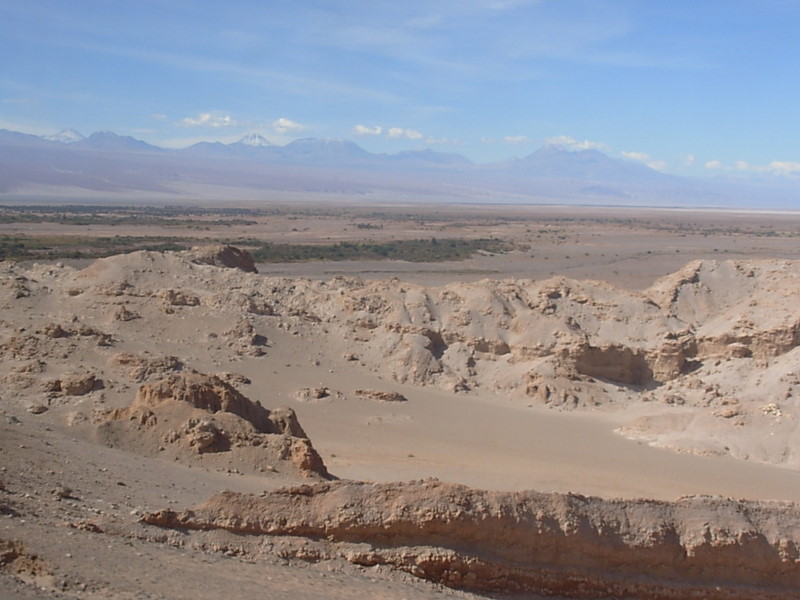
[3,204,800,599]
[219,325,800,502]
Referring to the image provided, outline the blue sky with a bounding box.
[1,0,799,177]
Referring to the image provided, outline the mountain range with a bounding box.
[0,128,795,208]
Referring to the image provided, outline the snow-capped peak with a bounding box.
[44,128,85,144]
[237,133,272,147]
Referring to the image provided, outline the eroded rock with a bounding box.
[354,389,408,403]
[99,371,330,478]
[188,245,258,273]
[142,479,800,600]
[60,372,97,396]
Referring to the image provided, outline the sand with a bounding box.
[2,205,800,599]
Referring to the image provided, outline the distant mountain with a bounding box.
[43,129,85,144]
[235,133,272,148]
[74,131,163,153]
[504,145,674,185]
[0,126,797,208]
[277,138,373,165]
[225,133,279,159]
[0,129,58,148]
[179,140,237,158]
[176,135,472,169]
[386,148,474,169]
[180,134,274,159]
[0,130,170,194]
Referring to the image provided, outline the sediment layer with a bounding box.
[143,479,800,599]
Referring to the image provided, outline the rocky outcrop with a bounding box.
[100,372,330,478]
[129,372,276,433]
[354,389,408,402]
[221,318,268,356]
[646,260,800,360]
[160,289,200,306]
[107,352,183,382]
[143,479,800,600]
[188,245,258,273]
[58,371,97,396]
[570,343,653,386]
[0,538,51,582]
[294,387,345,403]
[37,370,98,397]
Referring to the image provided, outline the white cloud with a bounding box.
[621,151,646,161]
[352,124,383,136]
[503,135,530,145]
[682,154,695,167]
[271,117,305,134]
[621,150,667,171]
[352,124,429,140]
[388,127,423,140]
[178,112,239,128]
[703,159,800,178]
[425,136,463,146]
[755,161,800,178]
[177,113,306,136]
[545,135,607,151]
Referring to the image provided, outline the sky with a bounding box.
[1,0,799,177]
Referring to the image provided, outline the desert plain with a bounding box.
[2,202,800,599]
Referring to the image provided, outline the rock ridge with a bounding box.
[143,479,800,599]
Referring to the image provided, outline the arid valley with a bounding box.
[2,203,800,599]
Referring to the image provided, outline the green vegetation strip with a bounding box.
[0,236,191,260]
[0,236,513,263]
[250,238,513,263]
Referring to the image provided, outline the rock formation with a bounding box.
[354,389,408,402]
[98,371,330,478]
[4,249,800,467]
[0,539,51,585]
[187,245,258,273]
[143,479,800,599]
[107,352,183,382]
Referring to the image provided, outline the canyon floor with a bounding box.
[2,203,800,599]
